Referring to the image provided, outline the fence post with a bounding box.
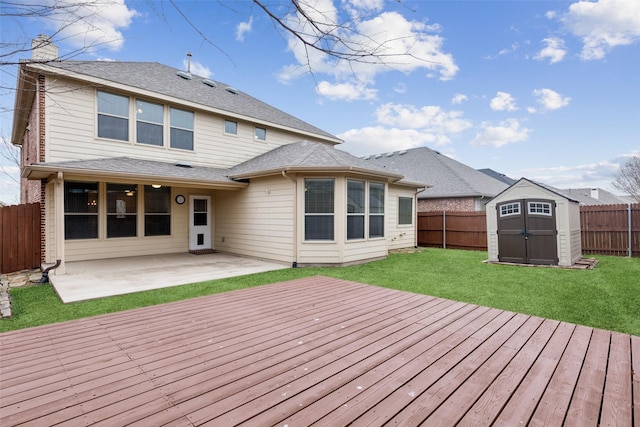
[443,210,446,249]
[628,203,632,258]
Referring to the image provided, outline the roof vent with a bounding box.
[203,79,217,88]
[386,152,394,157]
[177,70,192,80]
[363,155,371,160]
[399,150,407,155]
[225,86,239,95]
[374,154,382,159]
[175,162,193,168]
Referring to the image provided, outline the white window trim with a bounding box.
[500,202,521,217]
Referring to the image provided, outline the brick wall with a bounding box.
[418,197,477,212]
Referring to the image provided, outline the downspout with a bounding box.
[45,171,65,280]
[282,171,298,267]
[415,187,426,248]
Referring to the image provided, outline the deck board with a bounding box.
[1,276,637,426]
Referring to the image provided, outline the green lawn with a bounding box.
[2,248,639,335]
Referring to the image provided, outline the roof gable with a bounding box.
[25,61,340,143]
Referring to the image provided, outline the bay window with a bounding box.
[369,182,385,238]
[305,178,334,240]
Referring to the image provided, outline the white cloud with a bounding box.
[337,102,471,156]
[451,93,468,104]
[236,16,253,42]
[534,37,567,63]
[337,126,450,157]
[184,59,212,79]
[316,80,377,101]
[518,157,623,190]
[533,88,571,110]
[561,0,640,60]
[42,0,138,53]
[277,2,458,96]
[0,165,20,205]
[490,92,518,111]
[470,119,531,147]
[375,103,471,134]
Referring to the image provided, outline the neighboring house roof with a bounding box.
[362,146,508,199]
[561,188,633,205]
[229,140,427,187]
[14,60,341,145]
[22,157,246,189]
[477,168,517,185]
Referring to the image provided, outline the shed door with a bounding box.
[497,199,558,265]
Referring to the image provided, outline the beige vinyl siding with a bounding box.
[45,76,325,167]
[44,181,56,264]
[386,185,418,251]
[214,175,295,264]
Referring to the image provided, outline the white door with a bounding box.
[189,195,212,251]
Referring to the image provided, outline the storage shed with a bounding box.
[486,178,582,267]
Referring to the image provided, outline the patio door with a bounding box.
[189,195,212,251]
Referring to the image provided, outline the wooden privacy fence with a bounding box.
[580,203,640,257]
[418,203,640,256]
[418,211,487,251]
[0,203,41,274]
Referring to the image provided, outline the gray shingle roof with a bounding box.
[229,141,422,185]
[363,147,508,199]
[24,157,241,186]
[477,168,517,185]
[37,61,340,142]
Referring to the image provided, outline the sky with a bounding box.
[1,0,639,204]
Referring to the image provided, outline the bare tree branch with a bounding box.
[612,156,640,202]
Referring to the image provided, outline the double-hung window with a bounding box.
[136,100,164,146]
[144,185,171,236]
[347,180,365,240]
[398,197,413,225]
[369,182,385,238]
[106,183,137,238]
[170,108,194,150]
[64,181,98,240]
[304,178,334,240]
[97,91,129,141]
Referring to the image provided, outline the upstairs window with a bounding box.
[136,100,164,146]
[170,108,194,150]
[97,91,129,141]
[255,126,266,141]
[225,119,238,135]
[304,178,334,241]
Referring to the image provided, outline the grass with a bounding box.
[1,248,639,336]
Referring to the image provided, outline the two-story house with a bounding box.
[12,36,424,278]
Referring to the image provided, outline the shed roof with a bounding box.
[490,178,581,204]
[362,146,508,199]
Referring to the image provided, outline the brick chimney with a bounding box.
[31,34,58,61]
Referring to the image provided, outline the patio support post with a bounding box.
[54,171,66,275]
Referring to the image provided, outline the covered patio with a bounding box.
[49,252,289,303]
[1,276,637,426]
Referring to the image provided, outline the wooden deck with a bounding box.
[1,276,637,426]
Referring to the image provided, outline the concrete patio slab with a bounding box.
[49,252,289,303]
